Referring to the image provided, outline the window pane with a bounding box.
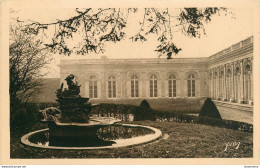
[113,81,116,90]
[192,80,195,92]
[131,91,134,97]
[154,89,157,97]
[94,85,97,98]
[108,81,111,90]
[150,89,153,97]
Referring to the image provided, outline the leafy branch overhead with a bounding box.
[22,8,227,58]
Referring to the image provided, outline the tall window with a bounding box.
[131,75,139,97]
[89,76,97,98]
[168,74,176,97]
[150,75,157,97]
[188,74,195,97]
[108,76,116,98]
[244,64,252,102]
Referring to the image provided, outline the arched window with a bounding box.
[108,76,116,98]
[150,75,157,97]
[131,75,139,97]
[188,74,195,97]
[168,74,176,97]
[89,75,97,98]
[244,64,252,102]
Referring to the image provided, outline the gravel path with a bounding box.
[216,105,253,124]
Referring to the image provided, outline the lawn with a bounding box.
[11,121,252,158]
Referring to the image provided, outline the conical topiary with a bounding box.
[199,98,222,119]
[140,99,151,109]
[134,100,155,121]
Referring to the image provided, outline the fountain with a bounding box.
[21,74,162,149]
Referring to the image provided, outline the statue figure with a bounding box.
[56,74,81,98]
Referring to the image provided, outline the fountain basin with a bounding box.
[21,124,162,149]
[43,117,121,138]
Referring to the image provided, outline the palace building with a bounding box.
[59,36,253,106]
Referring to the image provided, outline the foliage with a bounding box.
[199,98,222,119]
[91,103,135,121]
[21,8,228,58]
[10,102,58,132]
[90,98,202,114]
[92,103,252,133]
[9,21,51,123]
[154,110,252,133]
[140,99,151,108]
[133,100,155,121]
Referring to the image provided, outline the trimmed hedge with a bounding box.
[89,98,202,114]
[91,103,136,121]
[11,102,252,133]
[154,110,253,133]
[91,103,253,133]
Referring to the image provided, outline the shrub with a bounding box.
[133,100,155,121]
[140,100,151,109]
[199,98,222,119]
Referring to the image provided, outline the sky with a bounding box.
[10,7,256,78]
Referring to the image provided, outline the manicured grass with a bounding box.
[11,121,252,158]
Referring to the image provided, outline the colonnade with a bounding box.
[209,58,253,105]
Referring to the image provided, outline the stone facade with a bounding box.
[59,36,253,105]
[208,36,253,105]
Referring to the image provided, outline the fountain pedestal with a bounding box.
[39,74,121,146]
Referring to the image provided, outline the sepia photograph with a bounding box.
[1,0,260,165]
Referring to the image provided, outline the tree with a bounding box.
[9,21,51,116]
[22,8,228,59]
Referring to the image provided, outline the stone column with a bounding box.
[240,60,245,103]
[250,58,253,105]
[230,63,235,102]
[217,67,220,100]
[223,65,227,101]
